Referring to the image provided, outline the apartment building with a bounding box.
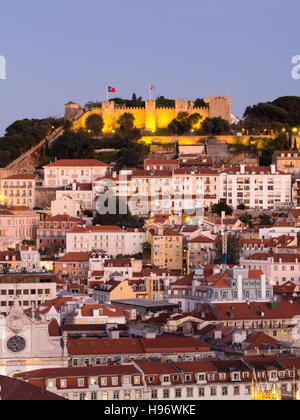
[219,164,291,210]
[169,266,274,312]
[144,159,179,171]
[0,207,40,250]
[241,253,300,286]
[55,183,93,211]
[187,234,217,272]
[0,272,57,315]
[273,150,300,175]
[66,226,145,257]
[1,174,36,209]
[94,168,217,216]
[54,252,90,283]
[37,215,83,253]
[51,196,81,219]
[146,228,183,271]
[15,357,300,400]
[44,159,108,188]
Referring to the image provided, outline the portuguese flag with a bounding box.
[108,86,116,93]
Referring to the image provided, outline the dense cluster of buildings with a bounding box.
[2,137,300,400]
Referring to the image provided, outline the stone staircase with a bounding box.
[4,109,85,174]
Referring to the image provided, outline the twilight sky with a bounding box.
[0,0,299,134]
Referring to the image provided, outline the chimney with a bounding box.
[261,274,266,300]
[214,330,222,340]
[130,309,137,321]
[237,275,243,301]
[108,329,120,339]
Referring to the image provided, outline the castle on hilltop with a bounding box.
[65,94,231,133]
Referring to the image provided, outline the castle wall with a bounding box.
[156,108,176,129]
[69,96,231,133]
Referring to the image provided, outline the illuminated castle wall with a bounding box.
[66,95,231,133]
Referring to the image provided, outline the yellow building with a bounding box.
[1,174,36,209]
[146,228,183,271]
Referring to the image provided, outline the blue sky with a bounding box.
[0,0,299,134]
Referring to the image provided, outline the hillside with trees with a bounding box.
[0,117,63,168]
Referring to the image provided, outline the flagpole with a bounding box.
[107,85,109,102]
[149,84,151,101]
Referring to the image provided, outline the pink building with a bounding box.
[0,207,40,250]
[241,252,300,286]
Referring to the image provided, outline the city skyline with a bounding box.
[0,0,300,134]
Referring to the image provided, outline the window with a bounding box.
[89,377,98,386]
[113,391,119,400]
[210,387,217,396]
[135,391,142,400]
[80,393,86,400]
[186,388,193,398]
[102,392,108,400]
[123,376,131,385]
[163,389,169,399]
[151,389,158,399]
[199,387,205,397]
[91,392,97,400]
[124,391,130,400]
[112,377,118,386]
[234,386,240,396]
[163,376,170,383]
[175,388,182,398]
[47,379,56,388]
[78,378,85,387]
[222,387,228,396]
[60,379,67,388]
[100,377,107,386]
[198,373,205,382]
[134,376,140,385]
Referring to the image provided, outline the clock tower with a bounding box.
[0,305,68,376]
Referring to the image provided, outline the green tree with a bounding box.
[239,212,253,228]
[117,113,135,133]
[142,242,152,264]
[259,214,273,225]
[202,117,231,135]
[237,203,246,210]
[211,201,233,216]
[85,113,104,136]
[48,131,97,160]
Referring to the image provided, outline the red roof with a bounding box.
[56,252,90,263]
[4,174,36,180]
[46,159,107,167]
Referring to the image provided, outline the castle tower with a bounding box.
[175,99,189,116]
[64,101,81,121]
[145,100,156,132]
[101,100,115,132]
[208,94,231,123]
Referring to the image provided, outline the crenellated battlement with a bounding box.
[67,93,231,132]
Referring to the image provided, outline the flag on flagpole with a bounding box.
[108,86,116,93]
[149,84,156,100]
